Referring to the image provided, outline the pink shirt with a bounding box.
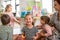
[3,12,15,27]
[42,24,52,37]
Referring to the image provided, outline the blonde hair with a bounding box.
[5,4,12,12]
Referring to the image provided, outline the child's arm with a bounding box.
[13,34,19,40]
[13,17,21,24]
[44,26,52,37]
[40,26,52,37]
[39,31,45,37]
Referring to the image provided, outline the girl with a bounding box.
[38,16,52,40]
[3,4,21,27]
[0,14,13,40]
[3,4,21,40]
[22,13,38,40]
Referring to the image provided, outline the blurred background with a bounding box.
[0,0,54,18]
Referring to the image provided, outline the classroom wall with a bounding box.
[42,0,53,14]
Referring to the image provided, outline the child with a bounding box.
[22,13,38,40]
[3,4,21,40]
[0,14,13,40]
[38,16,52,40]
[48,22,59,40]
[3,4,21,27]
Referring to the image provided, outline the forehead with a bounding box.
[25,15,32,19]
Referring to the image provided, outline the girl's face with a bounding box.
[7,6,12,12]
[40,19,45,25]
[25,15,33,25]
[54,1,60,11]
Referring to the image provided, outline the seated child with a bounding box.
[0,14,13,40]
[37,16,52,40]
[48,22,59,40]
[22,13,38,40]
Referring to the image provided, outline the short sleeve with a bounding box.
[22,27,25,33]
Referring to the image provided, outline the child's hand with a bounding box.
[22,35,25,38]
[36,25,42,29]
[39,31,45,37]
[33,36,38,40]
[18,21,21,24]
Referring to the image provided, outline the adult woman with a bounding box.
[50,0,60,39]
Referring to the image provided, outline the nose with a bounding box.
[27,19,29,22]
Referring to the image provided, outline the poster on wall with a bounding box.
[20,0,35,18]
[32,0,42,18]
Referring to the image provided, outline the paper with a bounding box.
[13,28,22,35]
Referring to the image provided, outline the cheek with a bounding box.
[40,21,43,24]
[10,9,12,11]
[59,6,60,11]
[25,20,28,22]
[24,20,27,23]
[30,19,33,23]
[54,6,58,11]
[40,20,44,24]
[9,8,12,11]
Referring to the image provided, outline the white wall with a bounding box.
[42,0,52,13]
[11,0,15,12]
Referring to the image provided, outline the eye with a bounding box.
[29,18,31,20]
[54,4,56,6]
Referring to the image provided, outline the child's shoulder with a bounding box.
[0,25,12,29]
[45,24,51,29]
[0,25,12,32]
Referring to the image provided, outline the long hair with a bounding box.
[40,16,50,24]
[54,0,60,4]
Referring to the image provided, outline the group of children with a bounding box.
[0,4,59,40]
[0,12,59,40]
[21,14,59,40]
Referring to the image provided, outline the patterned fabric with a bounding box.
[0,25,13,40]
